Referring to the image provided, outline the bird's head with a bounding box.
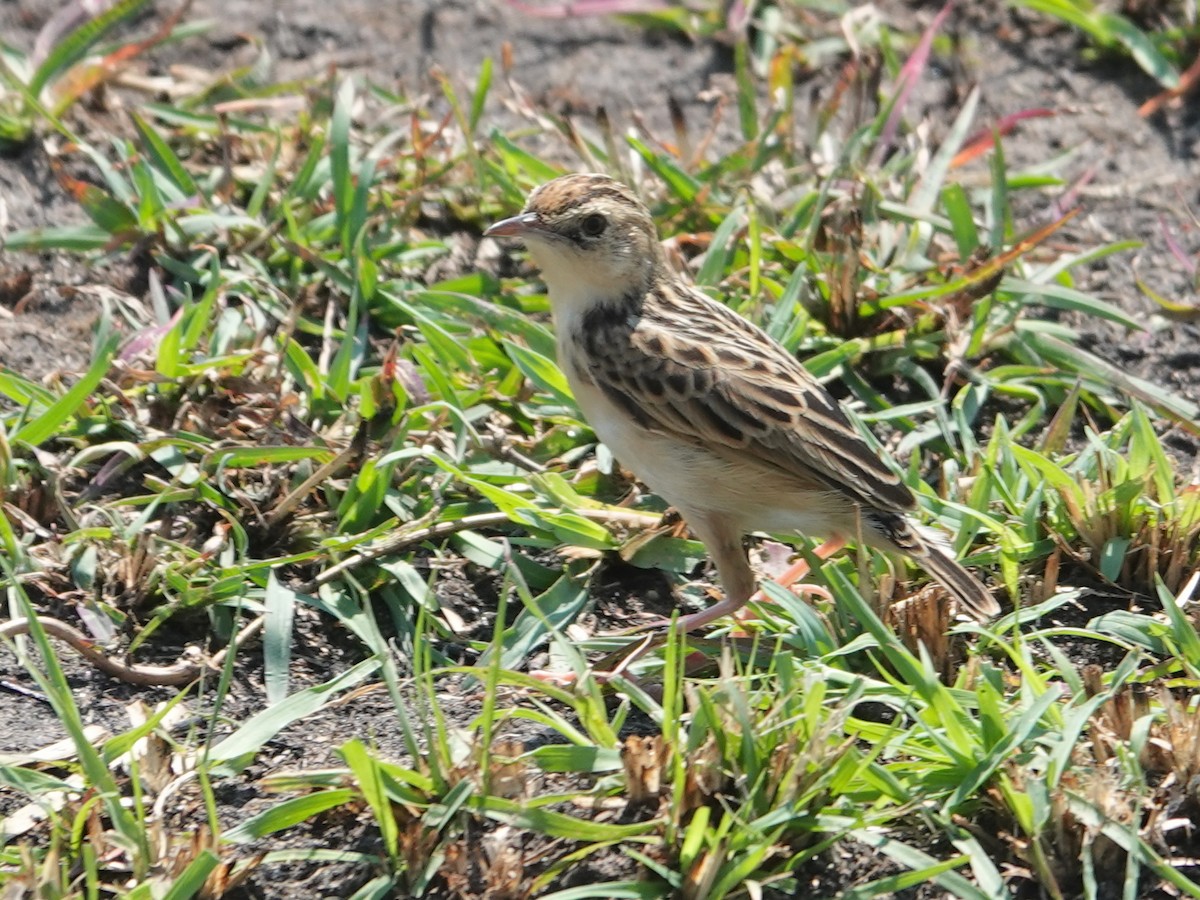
[485,174,664,306]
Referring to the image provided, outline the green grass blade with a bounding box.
[12,331,118,447]
[207,658,381,770]
[340,740,400,859]
[29,0,154,96]
[263,570,298,705]
[129,111,198,196]
[223,789,358,843]
[161,851,220,900]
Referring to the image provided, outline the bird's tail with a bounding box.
[915,540,1000,622]
[868,512,1000,622]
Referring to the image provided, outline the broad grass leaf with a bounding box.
[1003,277,1143,330]
[3,224,116,251]
[28,0,154,96]
[208,658,380,770]
[475,794,658,842]
[161,851,220,900]
[480,576,590,672]
[516,509,615,551]
[1100,13,1178,87]
[525,745,621,774]
[340,739,399,859]
[12,332,118,447]
[626,136,701,203]
[264,572,298,705]
[129,111,196,195]
[489,130,561,183]
[503,340,574,406]
[223,789,357,843]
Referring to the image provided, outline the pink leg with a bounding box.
[664,514,758,634]
[733,536,845,622]
[529,534,848,686]
[673,531,847,633]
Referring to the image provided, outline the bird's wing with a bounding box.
[578,283,916,515]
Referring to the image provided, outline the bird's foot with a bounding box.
[625,535,846,635]
[529,632,683,689]
[529,538,847,686]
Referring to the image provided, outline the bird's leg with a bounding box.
[529,533,847,687]
[529,517,748,686]
[633,530,848,634]
[734,535,845,622]
[669,515,759,633]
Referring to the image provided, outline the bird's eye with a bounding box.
[580,213,607,238]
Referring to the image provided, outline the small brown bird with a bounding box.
[486,173,999,630]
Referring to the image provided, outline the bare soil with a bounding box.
[2,1,1198,896]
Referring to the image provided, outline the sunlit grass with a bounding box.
[2,2,1199,897]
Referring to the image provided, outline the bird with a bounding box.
[484,173,1000,631]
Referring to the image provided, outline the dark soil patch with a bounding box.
[794,834,955,900]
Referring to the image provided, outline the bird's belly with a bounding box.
[569,377,845,537]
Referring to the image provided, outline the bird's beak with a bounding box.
[484,211,540,238]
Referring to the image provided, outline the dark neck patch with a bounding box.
[579,288,644,341]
